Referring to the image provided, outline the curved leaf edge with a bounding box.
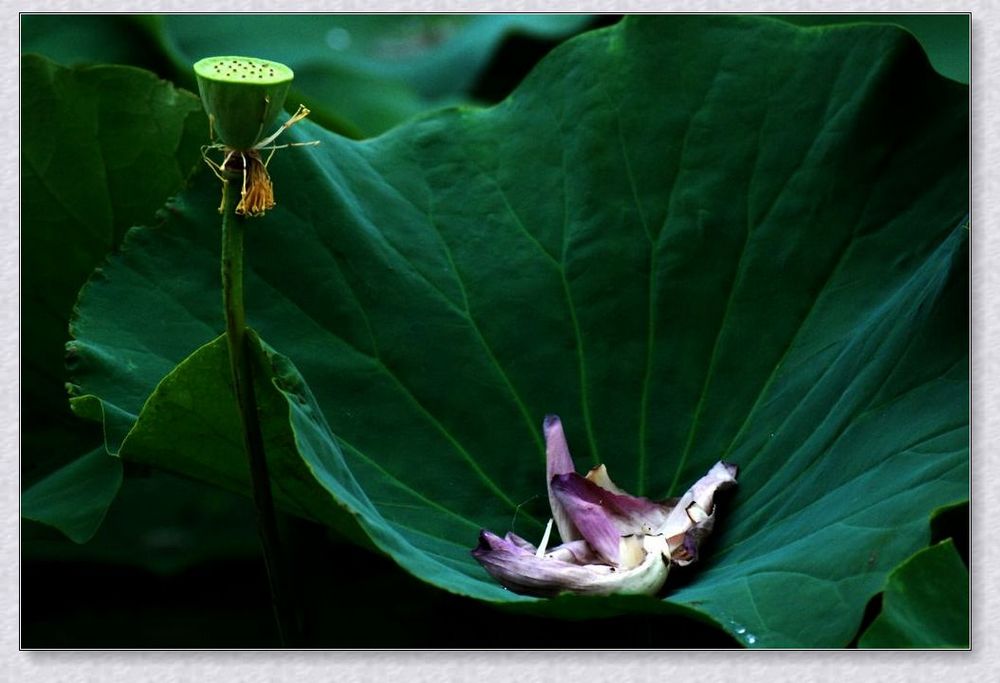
[857,537,970,648]
[769,14,969,84]
[854,499,969,648]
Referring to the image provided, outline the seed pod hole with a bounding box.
[194,55,295,149]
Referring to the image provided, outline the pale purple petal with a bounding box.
[688,462,738,512]
[544,414,575,477]
[472,529,600,596]
[542,539,604,564]
[471,529,670,597]
[543,414,581,544]
[660,461,737,538]
[504,531,537,553]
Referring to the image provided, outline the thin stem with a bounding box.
[220,177,296,646]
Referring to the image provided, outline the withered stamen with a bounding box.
[227,149,275,217]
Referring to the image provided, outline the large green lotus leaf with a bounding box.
[69,16,968,646]
[859,540,969,648]
[21,55,204,504]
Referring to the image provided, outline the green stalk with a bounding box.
[220,176,296,646]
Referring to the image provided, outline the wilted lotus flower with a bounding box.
[471,415,737,597]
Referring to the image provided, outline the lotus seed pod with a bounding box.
[194,56,294,150]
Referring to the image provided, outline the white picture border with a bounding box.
[5,1,994,681]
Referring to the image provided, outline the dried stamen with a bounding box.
[234,150,275,217]
[199,103,318,218]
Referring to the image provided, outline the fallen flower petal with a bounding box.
[549,473,624,564]
[549,472,675,565]
[552,472,674,536]
[472,529,670,597]
[659,461,738,561]
[471,414,737,597]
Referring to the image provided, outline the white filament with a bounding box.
[535,518,554,557]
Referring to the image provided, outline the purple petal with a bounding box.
[552,472,675,542]
[669,510,717,566]
[543,415,581,544]
[550,473,622,564]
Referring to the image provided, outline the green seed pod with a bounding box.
[194,56,294,150]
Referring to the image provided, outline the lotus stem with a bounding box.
[220,174,296,646]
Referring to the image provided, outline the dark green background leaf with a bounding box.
[68,16,968,646]
[20,16,168,74]
[23,468,261,574]
[21,14,594,138]
[774,14,969,84]
[159,14,593,136]
[21,54,205,521]
[21,447,122,543]
[858,539,969,648]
